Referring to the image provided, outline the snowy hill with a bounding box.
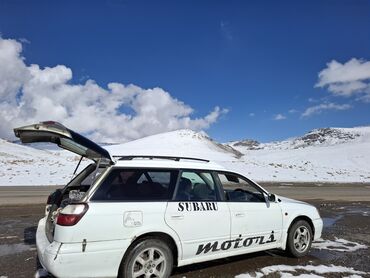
[0,139,83,185]
[228,126,370,151]
[0,127,370,185]
[226,126,370,183]
[106,129,242,161]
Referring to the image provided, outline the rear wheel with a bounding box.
[286,220,313,257]
[121,238,173,278]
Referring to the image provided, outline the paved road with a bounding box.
[0,182,369,205]
[262,182,370,202]
[0,186,60,205]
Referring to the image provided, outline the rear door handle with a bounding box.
[171,215,184,220]
[235,213,245,217]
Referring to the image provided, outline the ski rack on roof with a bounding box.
[113,155,210,163]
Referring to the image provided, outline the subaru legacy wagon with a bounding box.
[14,121,323,278]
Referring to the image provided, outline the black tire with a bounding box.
[121,238,173,278]
[286,220,313,258]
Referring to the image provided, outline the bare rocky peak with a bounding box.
[233,139,261,149]
[228,127,368,151]
[292,128,360,148]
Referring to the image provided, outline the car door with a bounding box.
[216,172,283,253]
[165,170,231,262]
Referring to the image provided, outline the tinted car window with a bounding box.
[92,169,178,201]
[174,171,218,201]
[218,173,265,202]
[81,167,106,186]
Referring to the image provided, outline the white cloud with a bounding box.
[308,97,318,103]
[301,102,352,118]
[288,109,298,114]
[249,112,255,117]
[0,37,227,142]
[274,114,286,120]
[18,38,30,44]
[316,58,370,101]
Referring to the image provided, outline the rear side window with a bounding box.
[91,168,178,201]
[174,171,219,201]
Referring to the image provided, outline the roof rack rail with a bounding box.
[113,155,210,163]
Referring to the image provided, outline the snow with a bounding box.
[227,126,370,183]
[225,142,370,182]
[107,129,240,161]
[312,238,367,252]
[236,264,369,278]
[107,127,370,183]
[1,126,370,185]
[0,138,88,185]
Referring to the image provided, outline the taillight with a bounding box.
[56,203,88,226]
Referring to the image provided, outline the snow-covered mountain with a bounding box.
[1,127,369,185]
[228,127,370,151]
[106,129,242,161]
[226,126,370,183]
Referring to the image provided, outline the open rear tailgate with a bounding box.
[14,121,113,164]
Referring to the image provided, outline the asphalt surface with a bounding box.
[0,183,370,277]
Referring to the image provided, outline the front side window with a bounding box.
[92,168,178,201]
[217,172,265,202]
[174,171,218,201]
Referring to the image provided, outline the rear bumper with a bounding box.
[36,217,132,278]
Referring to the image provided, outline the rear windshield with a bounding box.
[91,168,178,201]
[65,163,105,189]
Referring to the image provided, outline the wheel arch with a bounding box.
[288,215,315,238]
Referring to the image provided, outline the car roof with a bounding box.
[113,157,226,171]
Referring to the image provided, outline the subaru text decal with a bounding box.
[196,231,276,255]
[178,202,218,212]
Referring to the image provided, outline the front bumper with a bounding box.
[36,217,132,278]
[312,218,323,240]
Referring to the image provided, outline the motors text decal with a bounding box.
[178,202,218,212]
[196,231,276,255]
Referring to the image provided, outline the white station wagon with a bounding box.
[14,122,323,278]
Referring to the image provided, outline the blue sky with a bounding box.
[1,0,370,142]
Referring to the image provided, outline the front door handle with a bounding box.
[171,215,184,220]
[235,213,245,217]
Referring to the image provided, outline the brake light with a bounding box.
[56,203,88,226]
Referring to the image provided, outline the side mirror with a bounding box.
[268,193,276,202]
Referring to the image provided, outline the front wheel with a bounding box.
[121,238,173,278]
[286,220,313,257]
